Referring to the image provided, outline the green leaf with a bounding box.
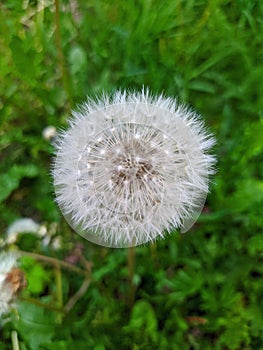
[225,180,263,213]
[248,235,263,254]
[0,164,39,202]
[69,45,87,74]
[9,36,40,85]
[21,256,50,294]
[164,269,203,303]
[189,80,216,93]
[14,302,56,349]
[218,307,249,350]
[124,300,158,343]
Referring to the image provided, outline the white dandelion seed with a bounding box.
[0,251,26,317]
[53,89,216,248]
[6,217,40,244]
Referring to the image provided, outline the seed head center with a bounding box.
[114,155,153,182]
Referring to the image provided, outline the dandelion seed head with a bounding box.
[53,90,216,247]
[0,251,26,317]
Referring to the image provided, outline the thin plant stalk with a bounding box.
[54,0,73,109]
[64,277,91,313]
[127,246,136,308]
[18,250,87,276]
[11,331,20,350]
[20,296,65,314]
[18,250,92,315]
[54,264,63,322]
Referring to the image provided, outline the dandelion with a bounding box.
[53,90,215,247]
[6,217,40,244]
[0,251,26,317]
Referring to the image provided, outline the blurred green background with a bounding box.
[1,0,263,349]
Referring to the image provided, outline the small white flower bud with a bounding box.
[42,126,57,141]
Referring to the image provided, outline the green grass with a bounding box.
[0,0,263,349]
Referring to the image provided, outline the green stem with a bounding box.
[150,242,158,267]
[11,331,19,350]
[54,264,63,323]
[127,247,136,307]
[54,265,63,306]
[54,0,73,109]
[18,250,92,314]
[20,296,65,314]
[64,277,91,313]
[18,250,87,276]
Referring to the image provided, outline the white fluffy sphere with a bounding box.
[53,90,215,247]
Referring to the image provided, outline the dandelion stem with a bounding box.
[11,331,19,350]
[54,264,63,323]
[54,0,73,109]
[127,246,136,307]
[64,277,91,313]
[150,242,158,267]
[18,250,87,276]
[20,296,65,314]
[18,250,91,314]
